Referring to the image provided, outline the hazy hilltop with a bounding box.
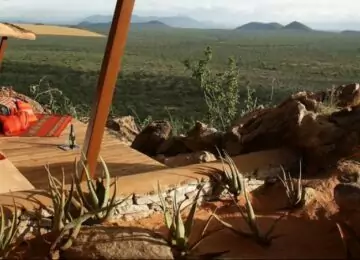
[236,22,284,31]
[78,19,170,34]
[283,21,312,31]
[236,21,313,32]
[81,14,217,29]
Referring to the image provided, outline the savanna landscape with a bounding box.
[3,21,360,130]
[2,9,360,259]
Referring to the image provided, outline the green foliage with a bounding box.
[184,46,240,130]
[29,77,90,122]
[0,200,21,258]
[4,29,360,131]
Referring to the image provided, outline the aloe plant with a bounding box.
[46,167,74,232]
[72,156,128,223]
[0,200,21,258]
[157,182,227,259]
[213,168,285,247]
[45,165,131,258]
[214,148,243,201]
[277,160,304,209]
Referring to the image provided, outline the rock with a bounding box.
[131,120,172,156]
[106,116,139,145]
[230,99,303,154]
[303,187,317,206]
[156,135,191,156]
[280,91,322,112]
[334,183,360,212]
[222,125,242,156]
[183,121,223,154]
[335,83,360,107]
[162,151,217,167]
[337,160,360,184]
[61,226,174,260]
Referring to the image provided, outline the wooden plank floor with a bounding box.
[0,119,167,189]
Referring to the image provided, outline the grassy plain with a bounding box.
[1,25,360,128]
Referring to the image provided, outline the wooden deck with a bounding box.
[0,119,167,189]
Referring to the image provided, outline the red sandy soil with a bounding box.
[111,174,346,259]
[14,158,360,259]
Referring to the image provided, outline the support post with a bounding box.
[0,37,8,70]
[81,0,135,178]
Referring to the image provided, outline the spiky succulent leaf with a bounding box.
[157,182,172,230]
[184,184,203,239]
[99,156,110,209]
[4,199,18,248]
[80,160,99,208]
[0,206,5,246]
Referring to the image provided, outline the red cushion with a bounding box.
[15,100,37,123]
[0,111,30,136]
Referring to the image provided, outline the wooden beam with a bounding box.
[81,0,135,178]
[0,37,8,70]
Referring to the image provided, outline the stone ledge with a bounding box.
[0,148,297,235]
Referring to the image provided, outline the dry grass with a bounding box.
[14,24,105,37]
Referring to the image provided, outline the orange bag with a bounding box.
[15,100,38,123]
[0,111,29,136]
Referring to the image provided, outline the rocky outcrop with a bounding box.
[335,83,360,107]
[129,83,360,172]
[106,116,139,145]
[131,120,172,156]
[155,151,217,167]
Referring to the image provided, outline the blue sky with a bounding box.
[0,0,359,29]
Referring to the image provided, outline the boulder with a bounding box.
[61,226,174,260]
[334,183,360,213]
[337,160,360,184]
[106,116,139,145]
[335,83,360,107]
[160,151,217,167]
[131,120,172,156]
[182,121,223,154]
[156,135,191,156]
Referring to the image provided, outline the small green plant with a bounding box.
[29,77,90,121]
[0,200,21,258]
[184,46,240,130]
[72,156,129,224]
[45,166,128,258]
[157,182,226,259]
[213,165,285,247]
[214,149,243,201]
[277,160,304,209]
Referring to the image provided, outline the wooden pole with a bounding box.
[81,0,135,178]
[0,37,8,70]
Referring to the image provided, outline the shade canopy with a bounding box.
[0,22,36,40]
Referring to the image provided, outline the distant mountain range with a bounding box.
[2,13,360,33]
[236,21,313,31]
[81,14,223,29]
